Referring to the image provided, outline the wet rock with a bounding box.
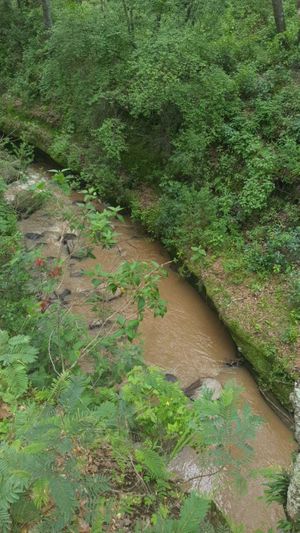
[60,233,78,255]
[291,383,300,446]
[49,292,59,303]
[164,373,178,383]
[71,247,92,260]
[25,232,45,241]
[66,242,75,255]
[183,379,202,399]
[70,270,84,278]
[60,233,78,244]
[225,359,243,368]
[12,189,47,218]
[287,454,300,522]
[73,288,92,300]
[89,319,104,330]
[168,446,216,494]
[58,288,72,304]
[106,288,123,302]
[192,378,223,401]
[287,382,300,523]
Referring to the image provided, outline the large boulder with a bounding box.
[192,378,223,401]
[12,189,47,217]
[168,446,215,494]
[291,383,300,446]
[287,454,300,522]
[287,382,300,523]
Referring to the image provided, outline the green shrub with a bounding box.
[154,181,220,252]
[288,275,300,312]
[12,184,51,218]
[0,159,21,184]
[246,226,300,273]
[0,180,35,334]
[122,366,190,447]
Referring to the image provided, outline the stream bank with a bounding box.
[8,161,295,532]
[0,97,298,413]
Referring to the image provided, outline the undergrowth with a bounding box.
[0,146,267,532]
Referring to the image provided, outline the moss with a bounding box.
[0,100,79,170]
[225,319,294,409]
[13,189,48,218]
[200,271,295,410]
[0,159,21,183]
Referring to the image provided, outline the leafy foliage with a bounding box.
[0,375,113,532]
[0,145,262,530]
[122,366,191,447]
[264,469,291,506]
[145,492,212,533]
[0,330,38,403]
[123,366,262,487]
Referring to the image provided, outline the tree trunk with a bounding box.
[297,0,300,16]
[271,0,286,33]
[41,0,52,30]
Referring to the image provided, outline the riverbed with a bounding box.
[18,164,296,531]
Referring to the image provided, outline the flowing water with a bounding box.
[17,165,296,531]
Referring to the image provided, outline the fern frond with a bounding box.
[93,401,118,428]
[135,447,169,482]
[0,331,38,366]
[0,504,11,533]
[10,497,40,528]
[81,474,111,499]
[4,364,28,398]
[178,493,211,532]
[32,478,50,510]
[58,374,90,411]
[48,476,77,522]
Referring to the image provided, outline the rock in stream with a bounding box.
[287,382,300,522]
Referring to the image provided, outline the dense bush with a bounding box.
[246,226,300,274]
[0,1,299,280]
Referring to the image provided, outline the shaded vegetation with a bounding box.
[0,144,263,531]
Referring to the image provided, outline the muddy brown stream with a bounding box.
[18,166,296,532]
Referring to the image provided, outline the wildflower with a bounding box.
[35,257,45,267]
[49,266,62,278]
[40,300,50,313]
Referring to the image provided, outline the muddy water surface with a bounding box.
[111,217,296,531]
[20,166,296,532]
